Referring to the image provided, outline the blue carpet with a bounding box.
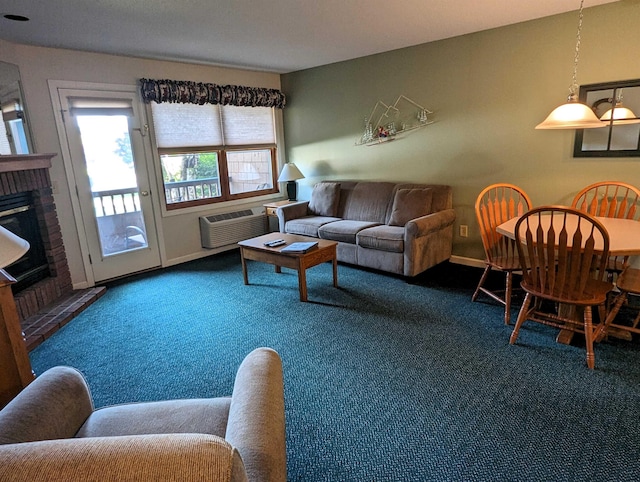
[30,251,640,481]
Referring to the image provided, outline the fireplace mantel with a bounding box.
[0,153,56,173]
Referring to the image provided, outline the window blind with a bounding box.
[151,103,275,148]
[221,106,275,145]
[151,102,223,148]
[68,97,134,117]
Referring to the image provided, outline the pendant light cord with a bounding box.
[569,0,585,100]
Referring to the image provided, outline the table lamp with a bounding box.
[277,163,304,201]
[0,225,29,271]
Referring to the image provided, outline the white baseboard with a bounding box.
[449,255,485,269]
[164,245,238,268]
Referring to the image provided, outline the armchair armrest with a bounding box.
[405,208,456,238]
[0,433,248,482]
[276,202,309,232]
[0,366,94,444]
[225,348,286,482]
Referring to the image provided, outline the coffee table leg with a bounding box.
[240,248,249,285]
[298,264,308,302]
[332,256,338,288]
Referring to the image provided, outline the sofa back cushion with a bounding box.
[393,183,452,213]
[339,182,397,223]
[388,188,433,226]
[312,181,452,224]
[308,182,341,217]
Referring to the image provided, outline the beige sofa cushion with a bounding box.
[77,398,231,438]
[357,225,404,252]
[388,188,433,226]
[341,182,396,223]
[318,220,379,243]
[285,216,341,237]
[308,182,341,217]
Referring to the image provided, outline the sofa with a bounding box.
[277,181,455,277]
[0,347,286,482]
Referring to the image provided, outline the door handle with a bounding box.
[141,191,149,196]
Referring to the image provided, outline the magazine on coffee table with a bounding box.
[280,241,319,253]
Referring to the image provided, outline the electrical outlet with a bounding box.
[459,225,469,237]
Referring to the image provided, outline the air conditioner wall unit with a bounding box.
[199,207,266,249]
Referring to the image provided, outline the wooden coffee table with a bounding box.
[238,232,338,302]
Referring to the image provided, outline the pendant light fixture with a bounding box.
[536,0,606,130]
[599,90,640,125]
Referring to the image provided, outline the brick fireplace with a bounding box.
[0,153,104,350]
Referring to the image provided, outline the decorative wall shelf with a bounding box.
[356,95,433,146]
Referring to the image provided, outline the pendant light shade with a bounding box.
[599,91,640,125]
[536,94,605,129]
[536,0,606,130]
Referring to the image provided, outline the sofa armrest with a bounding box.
[405,208,456,238]
[402,208,456,276]
[0,366,93,444]
[225,348,286,482]
[276,201,309,232]
[0,433,248,482]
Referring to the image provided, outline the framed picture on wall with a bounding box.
[574,79,640,157]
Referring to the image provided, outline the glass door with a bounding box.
[55,87,161,282]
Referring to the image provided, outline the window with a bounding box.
[151,102,278,209]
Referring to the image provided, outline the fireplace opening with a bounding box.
[0,192,50,293]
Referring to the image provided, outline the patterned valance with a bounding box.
[139,78,286,109]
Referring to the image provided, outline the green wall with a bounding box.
[281,1,640,262]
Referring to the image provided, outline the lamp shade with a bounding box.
[277,163,304,182]
[600,105,640,125]
[0,225,30,269]
[536,99,606,129]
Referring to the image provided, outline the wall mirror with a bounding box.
[0,61,33,155]
[574,79,640,157]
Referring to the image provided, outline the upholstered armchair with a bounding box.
[0,347,286,482]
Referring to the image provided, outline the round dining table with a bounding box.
[497,215,640,257]
[496,214,640,342]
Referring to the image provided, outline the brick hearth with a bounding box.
[1,154,105,350]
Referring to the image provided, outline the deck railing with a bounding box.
[92,177,221,215]
[164,178,220,204]
[92,188,141,217]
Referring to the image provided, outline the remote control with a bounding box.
[264,239,285,247]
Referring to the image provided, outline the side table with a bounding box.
[263,200,298,232]
[0,269,35,408]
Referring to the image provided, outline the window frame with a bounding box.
[151,103,281,211]
[158,144,278,211]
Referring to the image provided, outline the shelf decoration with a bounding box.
[356,95,433,146]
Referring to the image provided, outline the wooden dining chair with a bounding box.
[598,267,640,341]
[509,206,614,369]
[473,183,532,324]
[571,181,640,278]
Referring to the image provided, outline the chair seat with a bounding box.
[617,267,640,293]
[521,278,613,306]
[599,267,640,340]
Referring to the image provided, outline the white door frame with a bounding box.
[49,80,166,286]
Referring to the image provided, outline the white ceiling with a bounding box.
[0,0,620,74]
